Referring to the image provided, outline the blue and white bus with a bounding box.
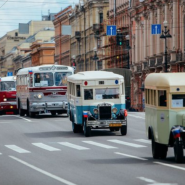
[67,71,127,137]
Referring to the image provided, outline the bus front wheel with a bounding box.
[83,119,91,137]
[174,138,184,163]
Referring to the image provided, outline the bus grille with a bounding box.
[7,98,16,101]
[99,106,112,120]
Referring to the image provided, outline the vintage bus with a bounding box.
[145,73,185,163]
[0,76,17,115]
[67,71,127,137]
[16,65,74,117]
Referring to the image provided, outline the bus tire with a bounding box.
[51,111,56,116]
[27,100,35,118]
[72,122,79,133]
[174,138,184,163]
[83,119,91,137]
[120,121,127,136]
[110,128,115,132]
[159,144,168,159]
[151,134,161,159]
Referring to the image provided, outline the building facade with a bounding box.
[129,0,185,111]
[69,0,109,72]
[53,6,72,66]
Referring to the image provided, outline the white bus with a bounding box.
[16,65,74,117]
[67,71,127,137]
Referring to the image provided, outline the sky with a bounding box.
[0,0,79,37]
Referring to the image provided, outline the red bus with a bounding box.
[0,76,17,115]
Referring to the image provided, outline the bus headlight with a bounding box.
[3,98,7,101]
[37,94,43,99]
[112,107,118,114]
[34,93,43,99]
[93,108,98,114]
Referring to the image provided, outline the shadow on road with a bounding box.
[24,130,121,138]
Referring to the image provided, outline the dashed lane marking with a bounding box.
[82,141,117,149]
[32,143,61,151]
[58,142,89,150]
[115,152,148,161]
[134,139,151,144]
[9,156,77,185]
[128,115,145,119]
[108,139,147,148]
[5,145,30,153]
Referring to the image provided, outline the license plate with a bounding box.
[109,123,122,127]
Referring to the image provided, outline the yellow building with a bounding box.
[69,0,109,72]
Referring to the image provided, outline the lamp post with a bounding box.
[160,20,172,73]
[93,48,99,71]
[125,35,131,69]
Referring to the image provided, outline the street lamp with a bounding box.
[125,35,131,69]
[93,47,99,71]
[160,20,172,73]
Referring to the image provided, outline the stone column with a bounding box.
[135,16,140,63]
[156,2,163,54]
[143,12,149,59]
[150,9,154,56]
[173,0,178,50]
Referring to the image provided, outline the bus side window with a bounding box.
[84,89,93,100]
[158,90,167,107]
[76,85,81,97]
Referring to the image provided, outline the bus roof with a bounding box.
[67,71,124,82]
[16,65,74,75]
[145,73,185,87]
[0,76,16,81]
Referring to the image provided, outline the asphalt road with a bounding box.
[0,112,184,185]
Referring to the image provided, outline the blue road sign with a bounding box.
[151,24,161,35]
[7,72,13,76]
[106,25,117,36]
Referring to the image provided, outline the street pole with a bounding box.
[164,26,167,73]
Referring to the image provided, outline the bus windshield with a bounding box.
[55,72,72,86]
[95,88,119,100]
[0,81,16,91]
[34,73,54,87]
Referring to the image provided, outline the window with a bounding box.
[55,72,72,86]
[172,94,185,108]
[15,32,18,36]
[84,89,93,100]
[34,73,54,87]
[95,88,119,100]
[99,13,103,24]
[154,90,156,106]
[76,85,81,97]
[158,90,167,107]
[0,81,16,91]
[145,89,148,104]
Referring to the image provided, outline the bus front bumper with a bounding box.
[0,102,17,112]
[87,119,126,128]
[30,102,68,112]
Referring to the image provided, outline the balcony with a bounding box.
[149,58,155,68]
[156,56,163,67]
[93,24,104,37]
[134,65,142,73]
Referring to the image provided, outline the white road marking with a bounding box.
[155,161,185,171]
[137,177,156,183]
[5,145,30,153]
[9,156,77,185]
[128,115,145,119]
[32,143,61,151]
[138,176,178,185]
[14,116,32,122]
[115,152,147,161]
[58,142,89,150]
[83,141,117,149]
[134,139,151,144]
[108,139,146,148]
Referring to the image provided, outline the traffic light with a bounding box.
[116,33,123,46]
